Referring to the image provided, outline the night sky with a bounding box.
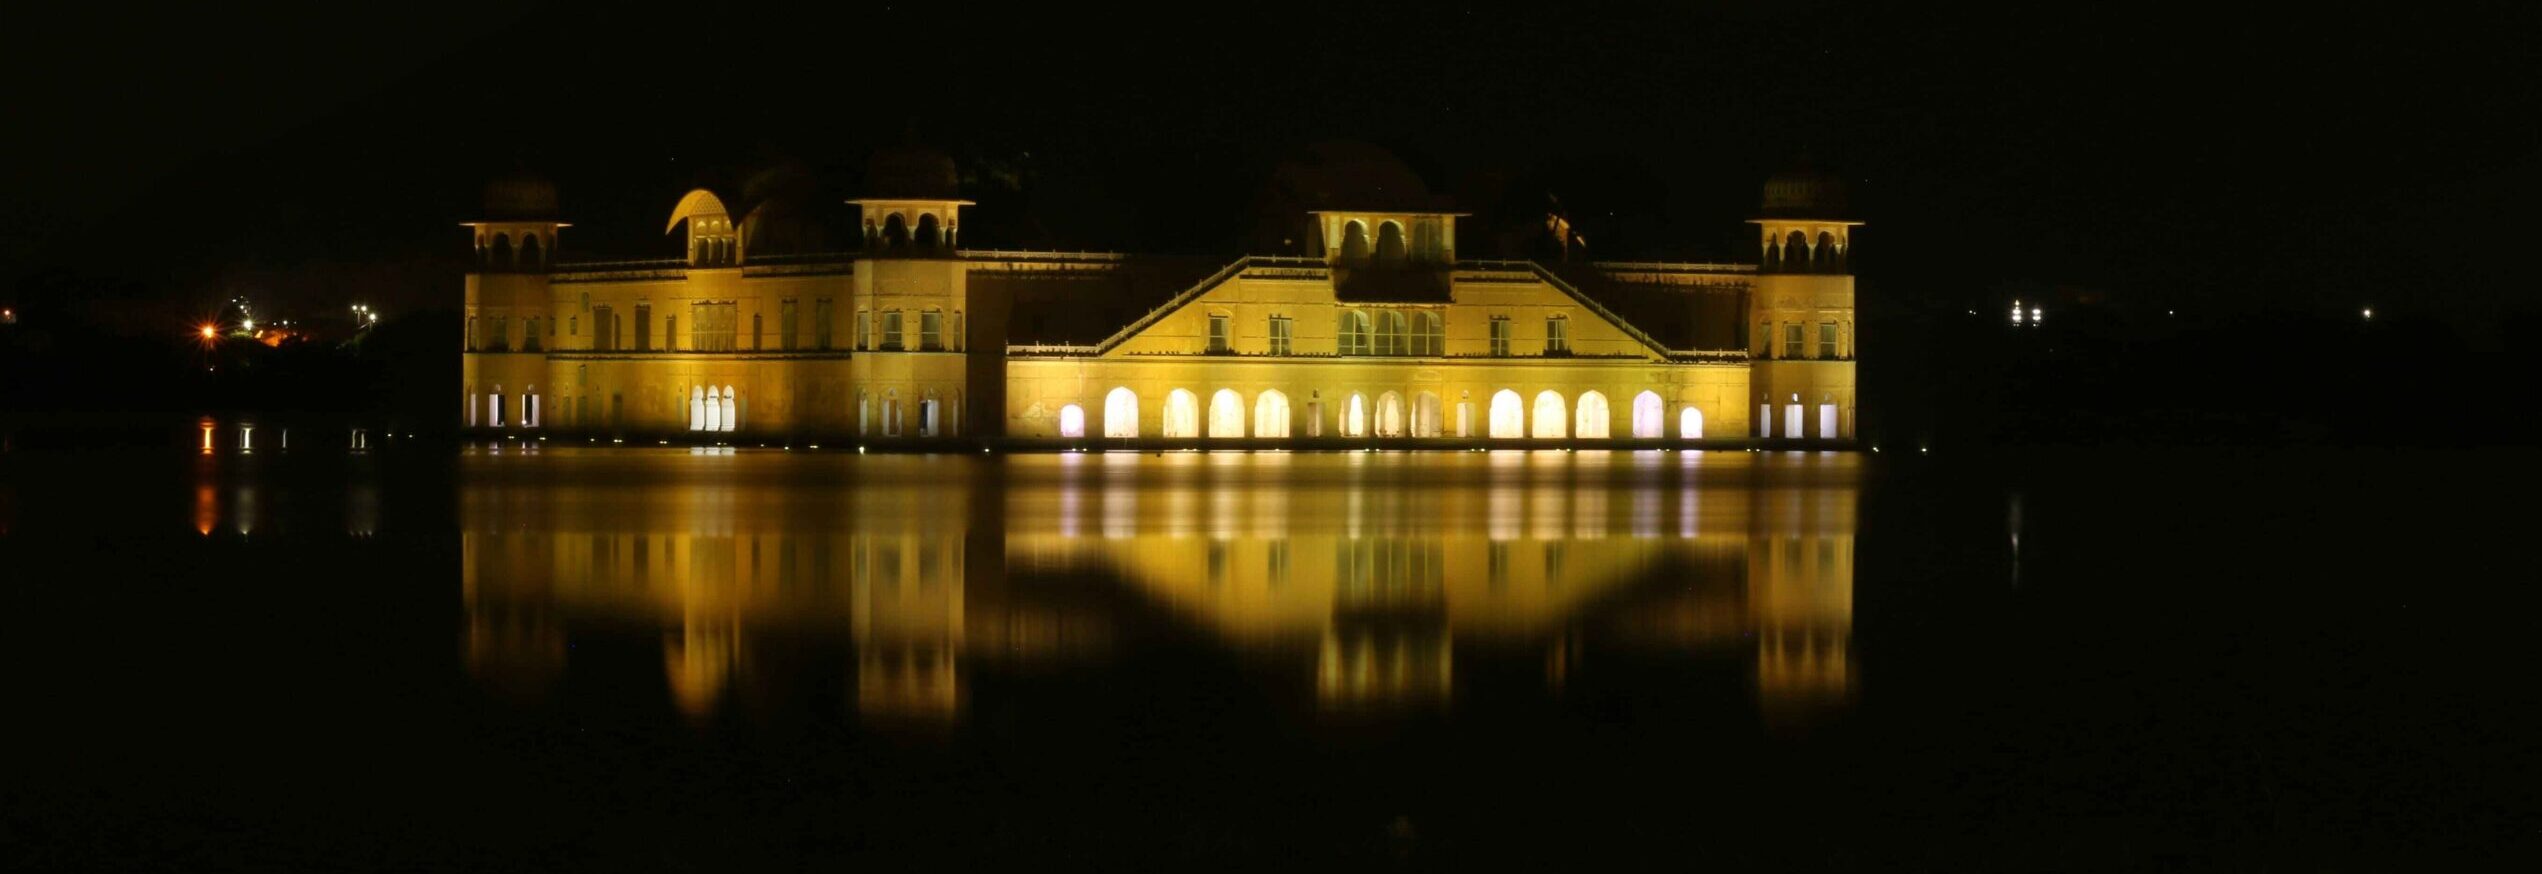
[4,4,2534,334]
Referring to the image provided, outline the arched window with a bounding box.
[1162,389,1200,438]
[1341,393,1368,438]
[520,234,542,268]
[1057,404,1086,438]
[1374,221,1407,267]
[1208,389,1244,438]
[920,389,941,437]
[1678,406,1705,440]
[1489,390,1525,439]
[915,213,941,250]
[721,386,737,432]
[1375,391,1405,437]
[1784,230,1808,269]
[691,386,708,432]
[1104,387,1140,438]
[1339,310,1372,356]
[1375,311,1407,355]
[1816,231,1839,272]
[1532,391,1567,439]
[1762,236,1781,271]
[1253,390,1290,438]
[1411,312,1443,355]
[1632,391,1664,439]
[1340,220,1370,263]
[489,233,512,267]
[704,386,723,432]
[883,214,909,249]
[1412,392,1442,438]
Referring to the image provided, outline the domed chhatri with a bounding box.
[864,144,961,201]
[1759,167,1848,219]
[482,169,560,221]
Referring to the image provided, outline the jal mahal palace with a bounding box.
[460,145,1861,447]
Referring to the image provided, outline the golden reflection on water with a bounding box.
[459,450,1857,726]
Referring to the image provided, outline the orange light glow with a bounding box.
[199,325,218,340]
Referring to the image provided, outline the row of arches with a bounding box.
[1761,229,1846,274]
[864,213,956,250]
[1059,388,1708,440]
[1337,309,1445,356]
[1335,219,1410,266]
[857,387,958,438]
[467,385,542,429]
[477,231,550,269]
[689,386,738,432]
[1755,394,1847,440]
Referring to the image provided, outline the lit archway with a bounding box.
[1679,406,1704,439]
[1104,388,1140,438]
[1341,393,1368,438]
[1375,391,1405,437]
[1253,390,1290,438]
[701,386,721,432]
[1163,388,1200,438]
[1783,395,1804,439]
[721,386,737,432]
[1340,220,1370,262]
[1412,392,1443,438]
[1632,391,1663,438]
[1208,389,1245,438]
[1058,404,1086,438]
[1532,391,1567,439]
[1489,390,1525,439]
[1574,391,1610,439]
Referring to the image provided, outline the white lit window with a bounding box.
[1267,316,1292,355]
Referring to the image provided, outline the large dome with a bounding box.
[1270,140,1453,212]
[1759,167,1848,218]
[482,169,559,220]
[864,145,960,200]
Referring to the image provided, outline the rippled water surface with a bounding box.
[3,444,2535,868]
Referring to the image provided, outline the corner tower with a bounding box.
[1746,169,1859,442]
[462,170,566,430]
[848,143,976,441]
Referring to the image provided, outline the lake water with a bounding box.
[3,443,2536,868]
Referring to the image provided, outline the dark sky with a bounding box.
[4,3,2535,332]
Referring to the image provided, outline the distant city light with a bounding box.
[2361,307,2374,321]
[199,325,217,339]
[2011,300,2041,327]
[242,318,256,331]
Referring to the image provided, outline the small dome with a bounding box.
[1760,167,1848,218]
[482,170,559,220]
[864,145,960,200]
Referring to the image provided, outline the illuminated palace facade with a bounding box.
[461,149,1859,444]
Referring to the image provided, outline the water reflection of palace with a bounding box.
[459,451,1856,725]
